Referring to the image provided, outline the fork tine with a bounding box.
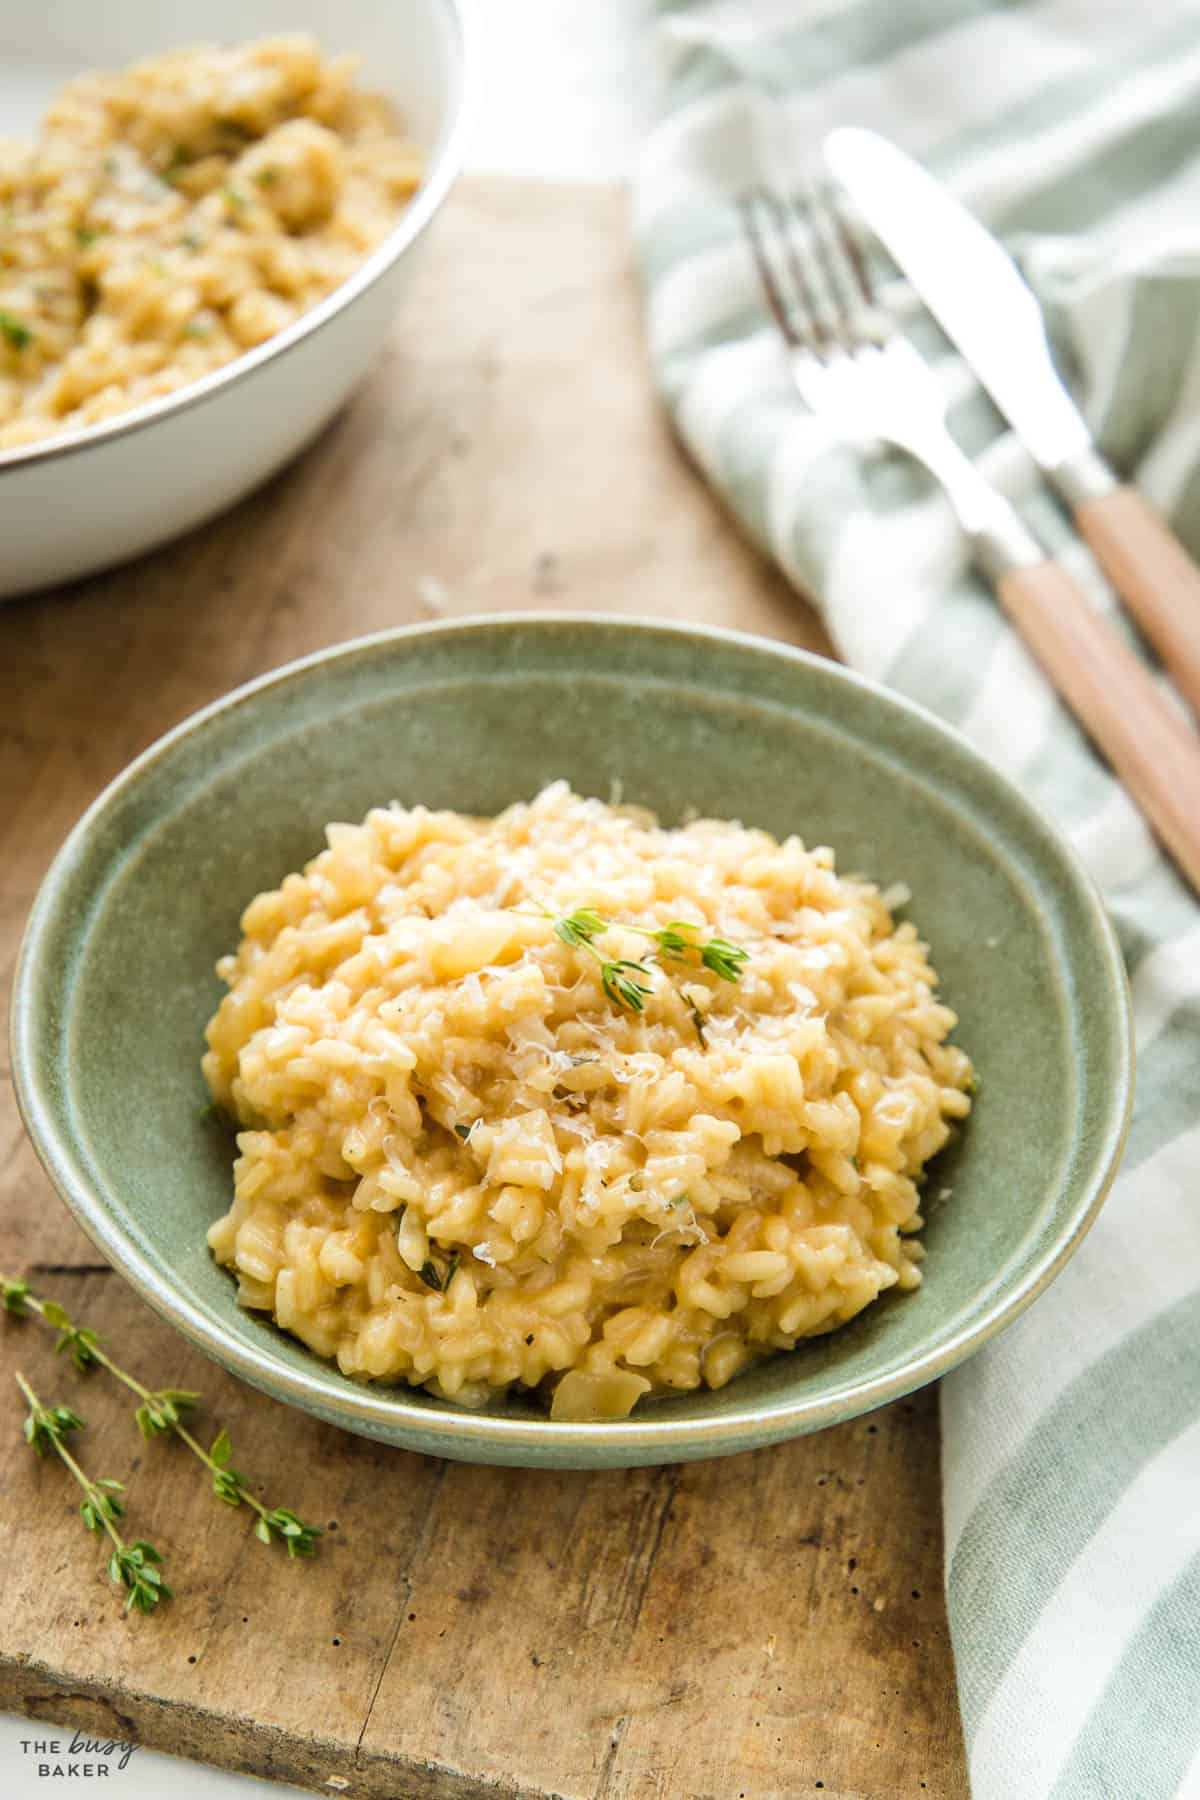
[760,191,832,354]
[824,182,877,310]
[741,191,830,357]
[740,193,799,349]
[793,180,866,351]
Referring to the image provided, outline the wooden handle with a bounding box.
[997,558,1200,893]
[1075,485,1200,720]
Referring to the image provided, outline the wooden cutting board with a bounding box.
[0,176,969,1800]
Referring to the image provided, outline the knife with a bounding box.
[825,126,1200,722]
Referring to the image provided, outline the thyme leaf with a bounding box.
[0,309,32,351]
[684,993,709,1047]
[600,958,653,1013]
[700,936,750,983]
[1,1277,30,1317]
[553,907,607,950]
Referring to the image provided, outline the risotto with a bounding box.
[203,784,973,1420]
[0,34,421,449]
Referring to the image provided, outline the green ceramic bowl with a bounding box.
[11,615,1131,1468]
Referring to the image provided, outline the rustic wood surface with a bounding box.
[0,176,968,1800]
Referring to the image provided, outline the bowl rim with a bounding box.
[10,613,1134,1459]
[0,0,474,474]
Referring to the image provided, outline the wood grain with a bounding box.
[997,554,1200,893]
[0,175,966,1800]
[1076,484,1200,723]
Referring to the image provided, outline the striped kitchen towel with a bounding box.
[634,4,1200,1796]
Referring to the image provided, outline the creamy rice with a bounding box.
[0,34,421,449]
[204,784,973,1419]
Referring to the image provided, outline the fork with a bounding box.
[741,185,1200,893]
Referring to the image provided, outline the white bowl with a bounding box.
[0,0,471,599]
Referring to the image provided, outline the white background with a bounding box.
[2,2,652,1796]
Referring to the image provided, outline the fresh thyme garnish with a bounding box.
[552,908,607,950]
[19,1380,84,1453]
[624,918,749,981]
[1,1277,30,1317]
[135,1386,203,1440]
[416,1250,460,1294]
[253,1507,320,1554]
[3,1276,321,1560]
[697,936,751,982]
[208,1430,321,1556]
[601,959,654,1013]
[543,907,749,1014]
[542,908,654,1012]
[15,1371,171,1614]
[637,923,693,960]
[0,309,32,351]
[683,993,709,1047]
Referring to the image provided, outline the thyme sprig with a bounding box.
[543,908,654,1012]
[544,908,749,1013]
[207,1430,321,1556]
[2,1275,321,1559]
[15,1371,171,1615]
[624,919,749,982]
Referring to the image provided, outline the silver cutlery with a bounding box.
[740,185,1200,892]
[824,126,1200,723]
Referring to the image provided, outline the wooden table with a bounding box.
[0,177,969,1800]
